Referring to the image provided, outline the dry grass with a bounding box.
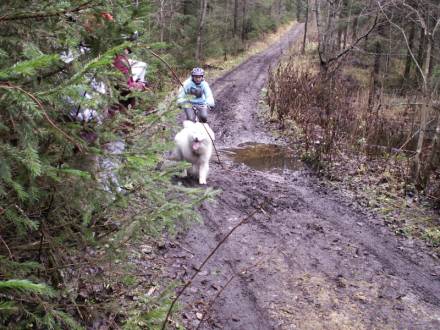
[264,19,440,251]
[343,66,370,88]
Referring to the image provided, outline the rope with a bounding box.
[191,106,223,167]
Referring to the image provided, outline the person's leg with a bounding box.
[184,106,196,122]
[197,105,208,123]
[128,59,147,82]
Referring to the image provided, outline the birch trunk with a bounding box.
[413,35,432,183]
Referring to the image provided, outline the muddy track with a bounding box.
[164,24,440,329]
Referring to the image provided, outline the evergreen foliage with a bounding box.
[152,0,297,63]
[0,1,214,328]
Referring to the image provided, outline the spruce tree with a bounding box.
[0,1,214,328]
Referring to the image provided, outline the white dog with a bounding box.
[172,120,215,184]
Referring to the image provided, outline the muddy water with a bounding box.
[222,142,303,172]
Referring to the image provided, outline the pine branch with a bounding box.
[0,82,82,152]
[0,1,95,22]
[0,235,13,260]
[0,279,54,297]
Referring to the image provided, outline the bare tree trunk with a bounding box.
[182,0,191,15]
[168,0,174,41]
[233,0,238,37]
[278,0,282,21]
[415,26,426,82]
[342,0,352,49]
[159,0,166,42]
[195,0,208,62]
[241,0,247,42]
[223,0,230,60]
[337,28,343,51]
[296,0,302,21]
[323,1,331,53]
[327,1,338,53]
[401,23,415,88]
[351,16,358,41]
[367,24,383,113]
[423,110,440,187]
[302,0,309,54]
[315,0,327,71]
[414,35,432,183]
[342,24,348,49]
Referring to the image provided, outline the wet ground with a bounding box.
[162,24,440,329]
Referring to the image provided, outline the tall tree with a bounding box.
[302,0,309,54]
[402,22,416,87]
[234,0,239,37]
[376,0,440,185]
[195,0,209,62]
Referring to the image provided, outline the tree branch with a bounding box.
[0,1,95,22]
[0,234,14,260]
[325,15,379,68]
[376,0,426,85]
[0,83,82,152]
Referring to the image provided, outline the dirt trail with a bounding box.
[164,24,440,329]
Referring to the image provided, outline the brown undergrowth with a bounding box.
[265,40,440,255]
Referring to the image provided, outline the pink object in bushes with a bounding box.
[113,54,147,91]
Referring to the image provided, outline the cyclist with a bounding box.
[177,67,215,123]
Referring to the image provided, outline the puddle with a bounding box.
[222,142,303,172]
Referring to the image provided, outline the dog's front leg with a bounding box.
[198,163,209,185]
[167,148,182,161]
[188,164,198,177]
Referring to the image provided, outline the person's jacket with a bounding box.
[177,78,215,107]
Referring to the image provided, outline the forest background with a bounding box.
[1,0,440,329]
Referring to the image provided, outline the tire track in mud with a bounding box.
[164,24,440,330]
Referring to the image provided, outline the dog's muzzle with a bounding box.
[192,138,201,151]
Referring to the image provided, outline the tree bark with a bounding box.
[342,0,352,49]
[413,34,432,184]
[402,22,416,88]
[296,0,302,22]
[301,0,309,54]
[278,0,282,21]
[351,15,358,41]
[195,0,208,62]
[367,24,383,113]
[159,0,166,42]
[182,0,191,15]
[233,0,238,37]
[423,110,440,187]
[415,26,426,82]
[241,0,247,42]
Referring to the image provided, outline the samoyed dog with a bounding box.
[172,120,215,184]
